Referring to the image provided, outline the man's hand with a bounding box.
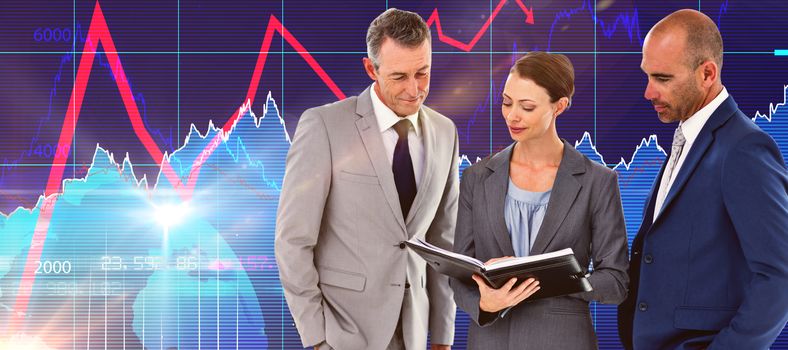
[431,344,451,350]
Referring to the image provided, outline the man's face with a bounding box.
[364,37,431,117]
[641,31,704,123]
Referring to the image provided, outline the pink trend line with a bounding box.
[426,0,535,52]
[8,0,536,336]
[8,1,345,335]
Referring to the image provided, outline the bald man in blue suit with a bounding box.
[618,9,788,349]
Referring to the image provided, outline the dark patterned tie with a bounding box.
[392,119,417,219]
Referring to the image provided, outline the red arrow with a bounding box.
[426,0,535,52]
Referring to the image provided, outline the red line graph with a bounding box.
[427,0,534,52]
[7,1,348,335]
[7,0,535,336]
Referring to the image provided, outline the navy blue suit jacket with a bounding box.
[618,95,788,349]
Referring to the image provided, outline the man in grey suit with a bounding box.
[275,8,458,350]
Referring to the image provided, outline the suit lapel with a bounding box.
[484,145,516,257]
[405,109,435,229]
[653,134,713,222]
[530,140,584,255]
[651,96,738,227]
[354,87,407,233]
[639,158,666,235]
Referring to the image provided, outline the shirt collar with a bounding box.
[678,86,729,145]
[370,83,421,135]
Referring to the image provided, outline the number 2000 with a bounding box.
[35,260,72,274]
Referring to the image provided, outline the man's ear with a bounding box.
[699,60,719,89]
[363,57,377,82]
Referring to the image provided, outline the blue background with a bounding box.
[0,0,786,348]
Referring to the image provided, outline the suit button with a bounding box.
[644,254,653,264]
[399,242,406,249]
[638,302,648,311]
[405,282,410,289]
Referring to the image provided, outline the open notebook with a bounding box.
[406,237,592,299]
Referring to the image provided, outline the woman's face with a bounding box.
[501,74,565,143]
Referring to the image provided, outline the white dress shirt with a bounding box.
[370,83,424,187]
[654,87,729,221]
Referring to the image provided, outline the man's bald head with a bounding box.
[648,9,723,70]
[641,9,725,123]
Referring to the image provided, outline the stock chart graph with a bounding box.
[1,0,787,348]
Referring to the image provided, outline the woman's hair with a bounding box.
[510,51,575,108]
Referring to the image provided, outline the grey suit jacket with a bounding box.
[275,86,459,349]
[451,141,629,350]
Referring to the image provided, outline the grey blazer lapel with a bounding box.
[484,144,516,257]
[354,87,407,232]
[530,140,585,255]
[405,108,435,228]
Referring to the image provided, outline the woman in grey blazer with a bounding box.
[450,52,629,349]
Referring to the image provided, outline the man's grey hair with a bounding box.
[366,8,431,69]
